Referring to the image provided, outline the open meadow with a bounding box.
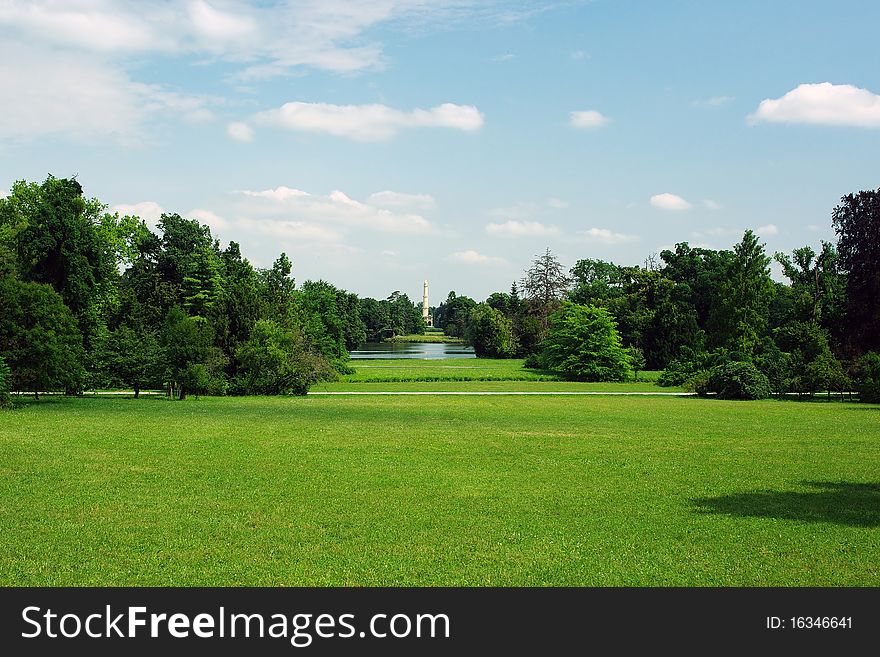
[1,389,877,586]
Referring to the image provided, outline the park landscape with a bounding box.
[1,1,879,590]
[0,179,878,587]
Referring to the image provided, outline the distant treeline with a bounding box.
[1,175,879,402]
[432,187,880,400]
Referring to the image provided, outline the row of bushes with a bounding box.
[659,349,880,401]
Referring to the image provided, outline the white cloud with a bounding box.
[381,249,399,257]
[492,53,515,62]
[703,199,723,210]
[486,220,561,237]
[240,186,310,202]
[547,197,569,209]
[0,41,212,144]
[251,101,484,141]
[650,193,692,211]
[188,208,229,233]
[749,82,880,128]
[570,49,589,61]
[756,223,779,237]
[570,109,610,129]
[236,217,341,242]
[110,201,164,229]
[807,224,821,232]
[367,191,435,209]
[227,121,254,142]
[449,250,507,266]
[580,228,637,244]
[235,186,434,234]
[0,1,524,78]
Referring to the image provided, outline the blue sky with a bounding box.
[1,0,878,302]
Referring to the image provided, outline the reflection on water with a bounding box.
[350,341,476,359]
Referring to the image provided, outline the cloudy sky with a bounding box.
[2,0,878,301]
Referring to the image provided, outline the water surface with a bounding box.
[350,342,475,359]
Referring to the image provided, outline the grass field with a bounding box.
[385,334,465,343]
[317,359,668,390]
[339,358,561,382]
[1,393,878,586]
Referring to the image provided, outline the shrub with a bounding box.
[706,361,771,400]
[235,319,336,395]
[658,349,728,387]
[537,303,633,381]
[685,369,711,395]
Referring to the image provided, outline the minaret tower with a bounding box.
[422,280,433,326]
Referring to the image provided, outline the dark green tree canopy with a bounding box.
[832,188,880,354]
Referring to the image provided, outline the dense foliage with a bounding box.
[0,176,425,399]
[533,303,633,382]
[1,175,878,402]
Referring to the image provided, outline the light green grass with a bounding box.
[385,334,464,343]
[334,359,665,386]
[313,380,677,392]
[1,395,878,586]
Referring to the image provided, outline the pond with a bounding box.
[350,342,476,359]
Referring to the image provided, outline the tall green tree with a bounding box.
[434,291,476,337]
[774,242,846,347]
[295,280,348,365]
[520,248,570,336]
[709,230,774,354]
[831,188,880,354]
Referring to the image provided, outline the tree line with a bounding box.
[434,190,880,401]
[0,175,878,403]
[0,176,425,402]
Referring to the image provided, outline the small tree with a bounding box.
[465,304,517,358]
[537,303,633,381]
[626,346,646,380]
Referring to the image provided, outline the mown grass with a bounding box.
[1,394,878,586]
[385,334,465,343]
[330,359,665,386]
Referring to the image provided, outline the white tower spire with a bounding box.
[422,279,433,326]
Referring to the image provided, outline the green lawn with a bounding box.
[322,358,668,389]
[342,358,561,382]
[385,334,465,343]
[1,394,878,586]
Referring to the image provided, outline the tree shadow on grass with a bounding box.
[691,481,880,528]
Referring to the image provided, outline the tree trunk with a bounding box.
[179,387,187,401]
[34,391,39,401]
[134,386,140,399]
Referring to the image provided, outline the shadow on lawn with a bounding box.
[691,481,880,528]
